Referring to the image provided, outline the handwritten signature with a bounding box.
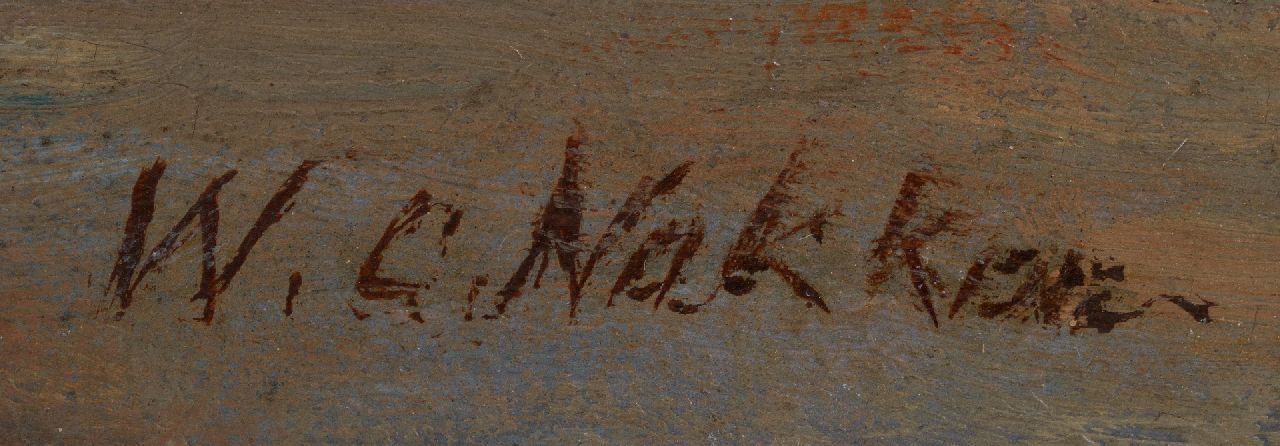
[102,132,1216,333]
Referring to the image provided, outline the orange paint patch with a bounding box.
[879,7,915,33]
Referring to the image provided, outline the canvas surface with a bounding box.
[1,1,1278,443]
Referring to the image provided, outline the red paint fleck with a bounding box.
[764,61,779,78]
[766,25,782,46]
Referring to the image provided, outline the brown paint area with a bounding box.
[105,159,322,324]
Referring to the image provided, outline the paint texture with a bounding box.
[1,1,1278,443]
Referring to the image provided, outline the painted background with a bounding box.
[2,1,1278,444]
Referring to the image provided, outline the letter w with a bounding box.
[105,159,321,324]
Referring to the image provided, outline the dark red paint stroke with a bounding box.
[774,208,835,244]
[867,171,935,272]
[440,208,464,257]
[493,129,693,318]
[865,171,955,293]
[701,141,830,313]
[579,160,694,293]
[1142,294,1216,323]
[654,219,705,311]
[606,217,705,310]
[1071,289,1143,334]
[199,160,322,323]
[609,220,685,306]
[284,271,302,316]
[978,259,1047,320]
[105,158,169,311]
[108,167,238,314]
[493,133,587,317]
[950,248,1087,326]
[1091,261,1125,282]
[465,275,488,321]
[950,255,990,319]
[105,159,321,324]
[130,169,238,317]
[864,170,964,325]
[1036,249,1085,324]
[356,190,447,305]
[901,237,948,327]
[348,302,372,320]
[992,248,1039,274]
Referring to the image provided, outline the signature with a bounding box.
[102,132,1216,333]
